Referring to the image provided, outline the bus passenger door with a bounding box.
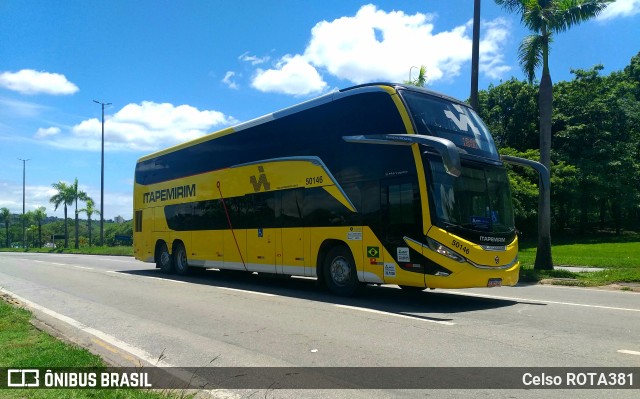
[277,190,306,276]
[248,228,276,273]
[278,228,306,276]
[245,193,276,273]
[380,178,424,285]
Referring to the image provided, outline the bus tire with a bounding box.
[173,242,189,275]
[323,245,360,296]
[157,242,173,274]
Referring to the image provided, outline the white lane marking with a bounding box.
[101,259,133,263]
[215,286,276,297]
[536,284,640,295]
[334,304,455,326]
[452,291,640,313]
[0,287,174,367]
[25,259,68,266]
[108,271,276,295]
[74,266,94,270]
[105,270,188,284]
[618,349,640,356]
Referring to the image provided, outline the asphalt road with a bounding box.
[1,252,638,398]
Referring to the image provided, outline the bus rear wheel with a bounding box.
[323,246,360,296]
[157,242,173,274]
[173,242,189,275]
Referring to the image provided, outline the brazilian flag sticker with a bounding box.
[366,246,380,258]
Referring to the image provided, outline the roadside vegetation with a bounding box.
[1,245,133,256]
[0,298,187,398]
[518,233,640,288]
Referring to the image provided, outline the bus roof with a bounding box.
[137,83,468,163]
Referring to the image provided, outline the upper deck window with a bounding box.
[400,90,500,161]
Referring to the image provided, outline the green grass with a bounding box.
[519,241,640,268]
[0,299,183,398]
[0,246,133,256]
[518,237,640,287]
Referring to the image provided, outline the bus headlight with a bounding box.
[426,237,466,263]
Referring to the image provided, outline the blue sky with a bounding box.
[1,0,639,220]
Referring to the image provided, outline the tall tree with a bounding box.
[50,181,75,248]
[554,65,640,233]
[33,207,47,248]
[478,78,539,150]
[19,211,34,248]
[26,224,38,248]
[70,178,89,249]
[0,207,10,248]
[494,0,612,270]
[79,198,99,247]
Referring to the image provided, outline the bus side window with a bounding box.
[279,189,304,228]
[135,210,143,232]
[385,182,418,225]
[245,192,277,228]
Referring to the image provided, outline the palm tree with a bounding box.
[27,224,38,248]
[70,178,89,249]
[495,0,612,270]
[405,65,427,87]
[19,211,34,248]
[0,207,10,248]
[79,198,99,247]
[50,181,75,248]
[33,206,47,248]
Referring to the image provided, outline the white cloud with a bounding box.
[35,126,61,139]
[304,4,441,84]
[239,52,270,65]
[0,180,58,216]
[0,179,131,220]
[222,71,239,89]
[248,4,510,95]
[36,101,237,152]
[252,54,327,96]
[0,69,79,95]
[597,0,640,20]
[0,97,49,117]
[478,18,512,79]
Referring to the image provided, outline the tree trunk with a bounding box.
[75,200,79,249]
[75,213,79,249]
[64,206,69,248]
[534,71,553,270]
[599,198,606,230]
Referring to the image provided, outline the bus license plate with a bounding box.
[487,278,502,287]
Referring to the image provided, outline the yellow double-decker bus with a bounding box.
[134,83,528,295]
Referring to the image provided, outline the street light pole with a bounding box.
[470,0,481,110]
[93,100,111,246]
[18,158,30,248]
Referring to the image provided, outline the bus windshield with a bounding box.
[401,90,500,161]
[425,154,515,241]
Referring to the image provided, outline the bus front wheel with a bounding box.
[173,242,189,275]
[323,246,360,296]
[157,242,173,274]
